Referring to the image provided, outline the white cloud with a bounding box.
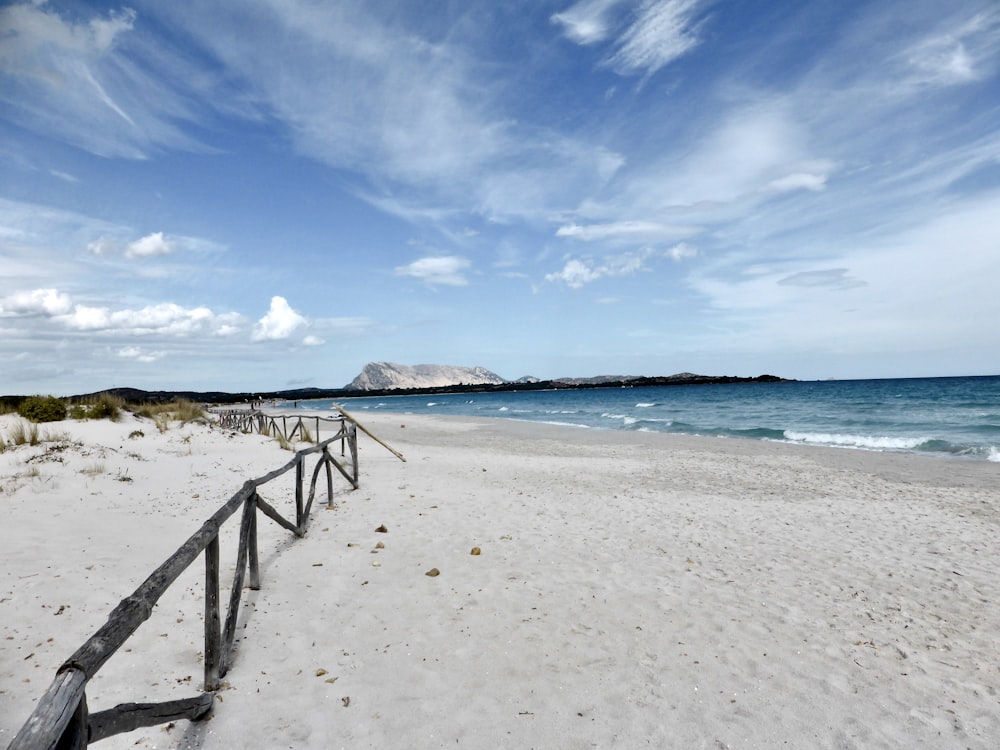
[546,259,602,288]
[251,296,307,341]
[767,172,828,193]
[0,4,136,81]
[0,3,218,157]
[126,232,173,259]
[86,236,118,256]
[302,335,324,346]
[606,0,706,76]
[901,10,1000,87]
[50,169,78,184]
[552,0,624,45]
[556,220,699,242]
[63,302,218,335]
[667,242,698,261]
[117,346,166,363]
[777,268,866,290]
[395,256,471,287]
[0,288,73,317]
[546,248,664,288]
[86,231,225,259]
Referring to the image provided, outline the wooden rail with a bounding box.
[8,422,359,750]
[214,410,344,446]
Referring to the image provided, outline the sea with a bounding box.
[285,375,1000,462]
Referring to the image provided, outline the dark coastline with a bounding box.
[53,373,792,406]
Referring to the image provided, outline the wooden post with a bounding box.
[221,499,254,676]
[248,494,260,590]
[295,455,304,532]
[324,449,334,509]
[204,535,221,692]
[349,424,359,485]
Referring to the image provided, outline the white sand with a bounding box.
[2,409,998,749]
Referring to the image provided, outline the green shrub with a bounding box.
[17,395,67,423]
[87,393,125,421]
[132,399,205,425]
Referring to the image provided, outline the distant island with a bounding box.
[62,361,793,405]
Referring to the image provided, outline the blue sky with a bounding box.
[2,0,1000,395]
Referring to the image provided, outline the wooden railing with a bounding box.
[214,409,343,445]
[8,422,359,750]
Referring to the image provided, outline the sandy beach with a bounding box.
[2,408,998,749]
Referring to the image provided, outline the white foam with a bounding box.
[784,431,930,451]
[635,402,657,408]
[988,446,1000,463]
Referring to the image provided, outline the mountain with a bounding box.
[345,362,507,391]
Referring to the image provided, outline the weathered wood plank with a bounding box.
[7,668,87,750]
[221,499,254,676]
[204,535,221,692]
[254,493,300,535]
[324,448,335,509]
[62,483,254,679]
[331,404,405,462]
[248,498,260,590]
[88,694,213,743]
[295,456,305,533]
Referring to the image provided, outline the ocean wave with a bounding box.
[635,402,658,408]
[783,431,931,451]
[989,447,1000,463]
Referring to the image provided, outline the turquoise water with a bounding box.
[288,376,1000,461]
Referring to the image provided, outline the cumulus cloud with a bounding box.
[395,256,471,287]
[0,288,72,317]
[251,296,307,341]
[63,302,218,334]
[126,232,173,258]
